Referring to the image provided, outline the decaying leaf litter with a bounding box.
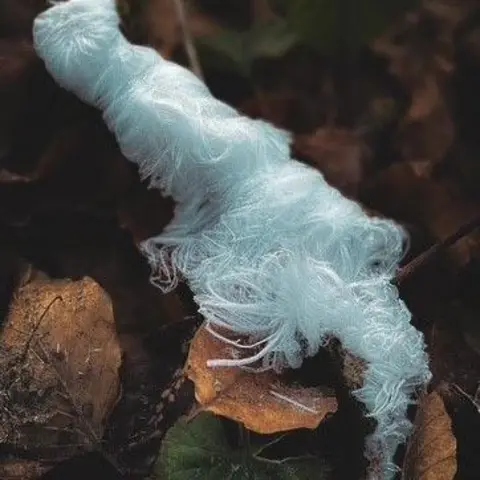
[0,0,480,478]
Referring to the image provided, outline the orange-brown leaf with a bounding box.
[0,275,121,472]
[186,324,337,434]
[402,391,457,480]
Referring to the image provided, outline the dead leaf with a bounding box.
[371,1,474,165]
[361,162,480,267]
[426,318,480,404]
[406,75,442,121]
[402,390,457,480]
[0,274,121,474]
[423,0,476,26]
[294,127,369,196]
[0,460,49,480]
[0,33,148,225]
[240,88,300,130]
[325,339,367,391]
[185,324,337,434]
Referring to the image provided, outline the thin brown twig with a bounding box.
[395,215,480,285]
[20,295,63,363]
[172,0,204,80]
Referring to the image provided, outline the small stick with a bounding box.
[172,0,204,80]
[395,215,480,285]
[20,295,62,363]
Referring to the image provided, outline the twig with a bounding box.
[20,295,63,363]
[395,215,480,285]
[172,0,204,80]
[452,383,480,414]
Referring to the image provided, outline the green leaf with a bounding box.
[248,21,298,60]
[155,413,330,480]
[196,20,298,78]
[286,0,338,53]
[196,30,251,78]
[268,0,290,16]
[284,0,420,53]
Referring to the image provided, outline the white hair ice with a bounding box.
[32,0,431,477]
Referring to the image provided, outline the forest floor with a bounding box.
[1,1,480,479]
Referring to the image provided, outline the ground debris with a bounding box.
[186,324,338,434]
[0,274,121,477]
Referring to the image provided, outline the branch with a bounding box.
[172,0,203,80]
[395,215,480,285]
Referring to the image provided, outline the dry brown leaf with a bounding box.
[325,339,367,391]
[423,0,476,25]
[0,16,154,225]
[402,390,457,480]
[0,460,49,480]
[294,127,369,196]
[185,324,337,434]
[371,1,474,165]
[241,90,298,131]
[362,162,480,266]
[396,99,454,165]
[0,274,121,474]
[407,75,442,121]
